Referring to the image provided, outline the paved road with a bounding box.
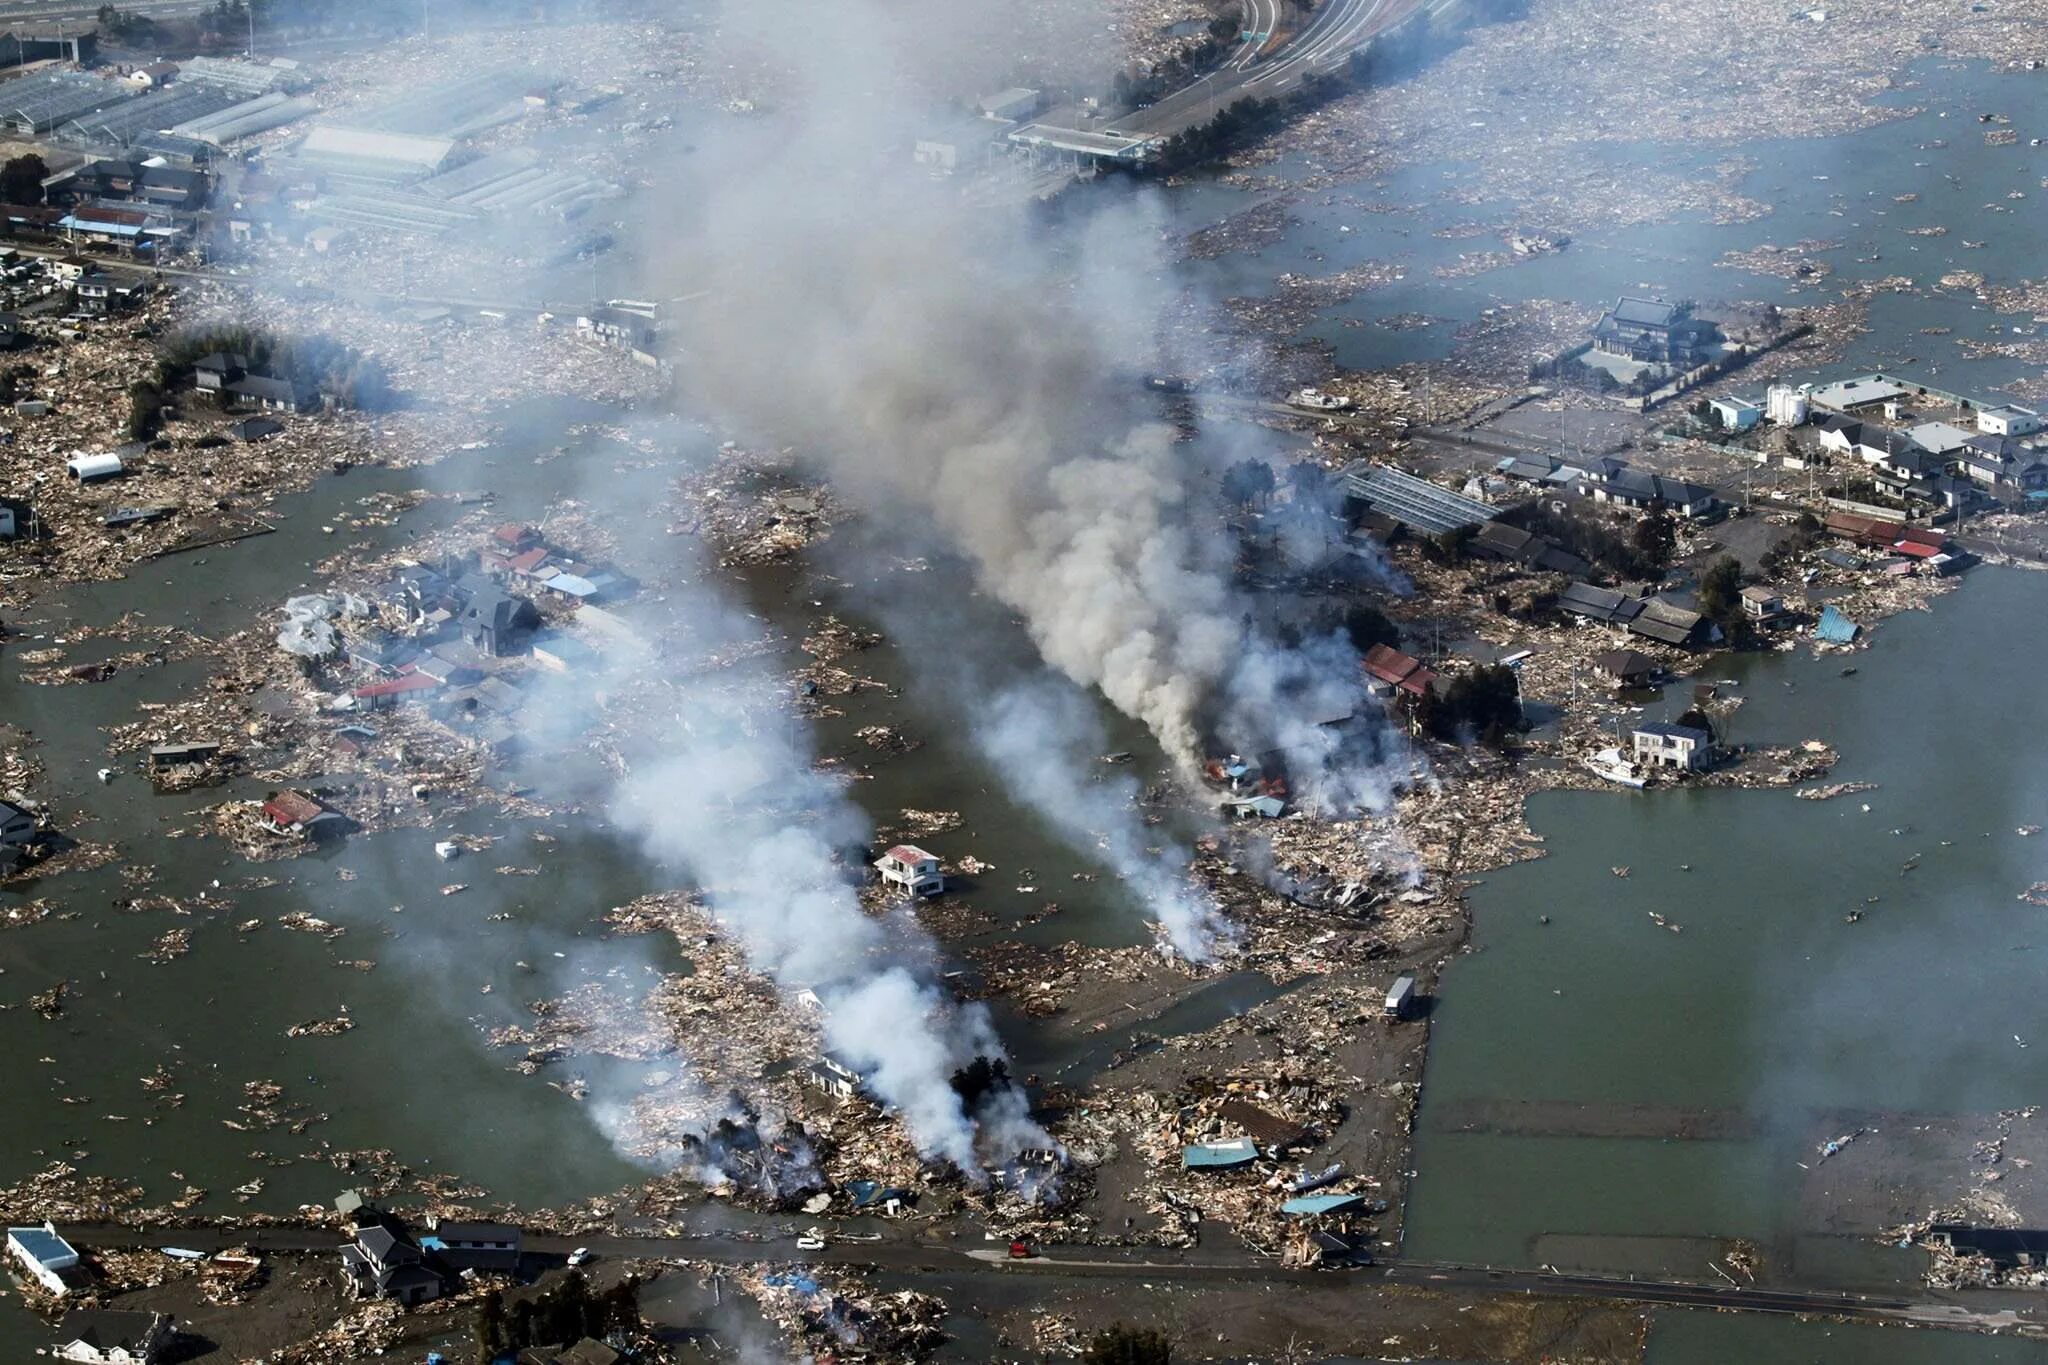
[0,0,212,22]
[51,1221,2045,1337]
[1045,0,1429,146]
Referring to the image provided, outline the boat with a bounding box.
[1584,747,1647,788]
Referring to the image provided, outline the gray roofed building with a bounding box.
[1811,376,1907,410]
[1632,720,1712,771]
[1627,597,1716,649]
[1469,520,1592,576]
[1495,454,1559,482]
[1904,420,1976,455]
[0,798,37,847]
[1592,296,1719,366]
[1595,468,1718,517]
[457,579,539,657]
[340,1219,443,1305]
[228,415,283,441]
[54,1307,172,1364]
[424,1218,520,1273]
[1341,463,1498,537]
[225,373,303,411]
[1556,580,1645,627]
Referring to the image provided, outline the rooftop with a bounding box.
[1341,463,1497,537]
[1812,376,1906,409]
[1605,295,1681,328]
[7,1224,76,1266]
[1635,721,1711,743]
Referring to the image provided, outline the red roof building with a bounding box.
[351,673,443,705]
[1361,644,1437,699]
[261,790,341,834]
[1892,527,1947,558]
[1824,512,1899,548]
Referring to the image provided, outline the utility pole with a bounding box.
[247,2,255,58]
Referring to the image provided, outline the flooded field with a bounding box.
[1165,57,2048,396]
[1406,568,2048,1295]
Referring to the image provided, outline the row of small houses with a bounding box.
[1485,454,1720,519]
[1813,413,2048,510]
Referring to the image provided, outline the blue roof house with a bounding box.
[7,1222,80,1293]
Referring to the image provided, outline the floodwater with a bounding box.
[7,45,2048,1364]
[0,396,1188,1351]
[1163,56,2048,397]
[1140,54,2048,1353]
[1645,1308,2048,1364]
[1404,567,2048,1301]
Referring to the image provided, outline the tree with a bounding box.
[0,153,46,206]
[1084,1324,1173,1365]
[472,1288,507,1365]
[1423,664,1522,747]
[1695,554,1754,649]
[1695,554,1742,620]
[1344,603,1399,655]
[1285,459,1337,511]
[1220,457,1274,509]
[125,381,163,441]
[1631,508,1677,575]
[950,1055,1013,1111]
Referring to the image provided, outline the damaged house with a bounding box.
[873,844,944,897]
[1556,582,1720,649]
[53,1309,173,1365]
[420,1219,522,1274]
[1360,643,1436,700]
[260,790,343,838]
[0,798,42,870]
[339,1218,444,1306]
[455,574,540,657]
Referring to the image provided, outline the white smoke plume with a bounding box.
[608,527,1043,1169]
[974,678,1228,958]
[647,0,1394,812]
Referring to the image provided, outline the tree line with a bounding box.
[159,324,398,412]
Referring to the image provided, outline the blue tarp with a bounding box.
[1182,1137,1258,1170]
[1281,1193,1370,1216]
[847,1181,908,1208]
[1815,604,1860,643]
[765,1272,822,1295]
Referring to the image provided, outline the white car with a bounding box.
[796,1235,826,1251]
[566,1247,594,1266]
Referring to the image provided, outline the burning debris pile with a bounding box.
[737,1264,948,1362]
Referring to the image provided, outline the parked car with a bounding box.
[566,1247,594,1266]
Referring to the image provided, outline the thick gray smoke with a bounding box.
[648,0,1393,817]
[976,679,1228,957]
[607,528,1042,1169]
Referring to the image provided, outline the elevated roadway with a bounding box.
[1017,0,1435,160]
